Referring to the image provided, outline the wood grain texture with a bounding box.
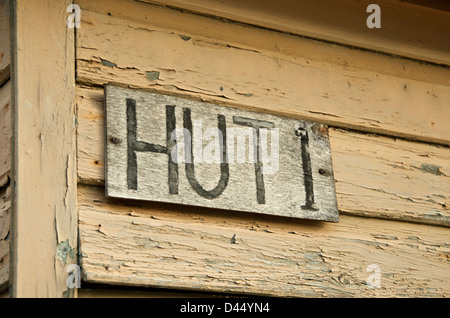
[76,86,450,226]
[0,184,10,293]
[104,85,338,222]
[78,185,450,297]
[76,0,450,145]
[11,0,77,297]
[141,0,450,66]
[0,0,10,86]
[330,129,450,227]
[0,1,10,294]
[0,80,10,188]
[74,0,450,297]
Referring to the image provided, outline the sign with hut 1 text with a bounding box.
[105,85,339,222]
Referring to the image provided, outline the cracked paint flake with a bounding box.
[56,240,74,265]
[420,163,445,176]
[146,71,160,81]
[100,58,117,68]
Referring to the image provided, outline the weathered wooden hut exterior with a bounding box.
[0,0,449,298]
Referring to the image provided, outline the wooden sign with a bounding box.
[105,85,339,222]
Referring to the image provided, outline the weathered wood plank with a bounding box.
[0,1,11,294]
[76,0,450,145]
[104,85,338,222]
[78,185,450,297]
[140,0,450,66]
[77,87,105,185]
[76,86,450,226]
[330,129,450,227]
[0,80,10,188]
[10,0,77,298]
[0,0,10,86]
[0,184,10,293]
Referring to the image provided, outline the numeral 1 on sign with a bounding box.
[296,127,318,211]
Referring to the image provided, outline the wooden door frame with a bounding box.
[9,0,77,298]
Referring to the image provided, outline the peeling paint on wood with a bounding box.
[420,164,445,176]
[11,0,78,298]
[0,0,10,86]
[0,81,10,188]
[329,128,450,226]
[72,0,450,298]
[76,0,450,146]
[179,35,191,41]
[100,58,117,68]
[146,71,160,81]
[0,0,10,293]
[56,240,74,266]
[0,184,10,292]
[139,0,450,66]
[105,85,338,222]
[76,87,450,227]
[78,185,450,297]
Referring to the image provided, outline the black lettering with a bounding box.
[183,108,229,199]
[126,98,178,193]
[233,116,275,204]
[297,127,318,211]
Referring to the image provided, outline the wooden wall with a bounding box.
[74,0,450,297]
[0,0,10,295]
[1,0,448,297]
[7,0,77,298]
[144,0,450,66]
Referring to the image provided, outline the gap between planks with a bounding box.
[137,0,450,67]
[77,184,450,297]
[75,0,450,146]
[75,85,450,227]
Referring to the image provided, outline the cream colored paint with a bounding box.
[11,0,77,297]
[76,0,450,145]
[141,0,450,66]
[330,129,450,226]
[75,86,450,226]
[0,0,446,299]
[73,0,450,298]
[78,185,450,297]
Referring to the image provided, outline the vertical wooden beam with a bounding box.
[0,0,10,87]
[0,0,12,297]
[10,0,77,297]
